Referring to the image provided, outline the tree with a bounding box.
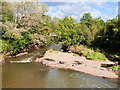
[1,2,50,54]
[55,16,83,46]
[80,12,92,22]
[81,23,93,45]
[1,2,14,23]
[91,24,98,36]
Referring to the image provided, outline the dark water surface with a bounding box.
[2,44,119,88]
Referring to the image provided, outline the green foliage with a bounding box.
[48,49,53,53]
[73,53,80,56]
[53,51,59,53]
[80,12,92,22]
[55,16,83,46]
[48,49,59,53]
[75,45,87,54]
[111,65,120,71]
[94,17,120,54]
[1,2,53,55]
[2,40,12,51]
[86,52,108,61]
[1,2,14,22]
[74,45,108,61]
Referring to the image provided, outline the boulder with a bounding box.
[74,60,84,65]
[68,51,72,53]
[59,60,65,64]
[101,61,115,65]
[100,67,107,70]
[35,58,44,62]
[41,60,49,66]
[16,52,28,57]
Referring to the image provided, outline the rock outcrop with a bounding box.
[35,51,118,79]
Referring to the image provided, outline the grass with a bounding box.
[48,49,59,53]
[73,53,80,56]
[86,52,108,61]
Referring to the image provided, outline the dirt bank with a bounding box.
[0,54,5,65]
[35,51,118,79]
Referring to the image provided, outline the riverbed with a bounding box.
[2,44,119,88]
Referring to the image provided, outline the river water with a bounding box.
[2,44,119,88]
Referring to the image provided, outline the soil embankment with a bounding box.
[0,55,5,65]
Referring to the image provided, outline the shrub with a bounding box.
[76,45,88,55]
[74,45,108,61]
[1,40,13,53]
[48,49,53,53]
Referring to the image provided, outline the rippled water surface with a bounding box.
[2,44,119,88]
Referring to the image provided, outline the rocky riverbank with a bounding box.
[5,52,28,58]
[35,51,118,79]
[0,52,29,65]
[4,44,48,59]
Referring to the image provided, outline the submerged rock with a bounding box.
[9,57,32,63]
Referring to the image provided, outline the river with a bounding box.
[2,44,119,88]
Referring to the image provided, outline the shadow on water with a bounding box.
[2,44,119,88]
